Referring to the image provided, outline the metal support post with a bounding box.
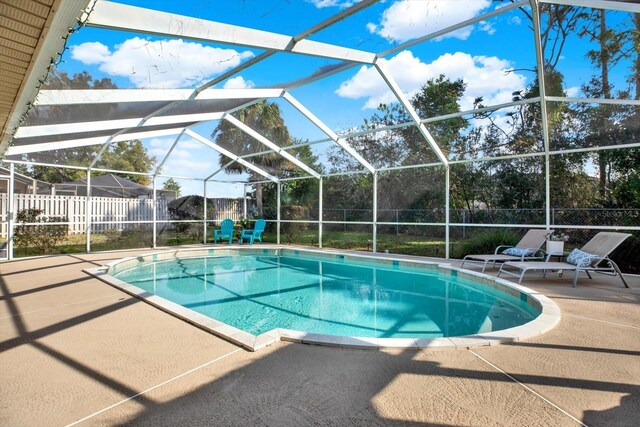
[372,171,377,253]
[319,178,323,248]
[86,170,91,253]
[7,164,15,260]
[203,180,208,244]
[445,166,450,259]
[529,0,552,231]
[243,184,247,219]
[152,176,157,248]
[277,182,281,244]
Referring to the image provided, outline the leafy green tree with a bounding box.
[99,141,155,185]
[261,142,324,238]
[162,178,182,197]
[578,9,629,204]
[211,100,291,214]
[329,76,467,219]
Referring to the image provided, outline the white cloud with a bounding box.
[306,0,356,8]
[147,137,213,178]
[565,86,581,97]
[70,41,110,64]
[509,16,522,26]
[368,0,492,42]
[479,20,496,35]
[71,37,254,88]
[222,76,255,89]
[336,50,527,111]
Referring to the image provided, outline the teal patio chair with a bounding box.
[213,218,235,244]
[240,219,266,245]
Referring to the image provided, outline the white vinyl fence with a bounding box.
[0,194,246,236]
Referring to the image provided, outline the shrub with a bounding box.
[609,231,640,274]
[167,195,215,241]
[13,209,68,255]
[452,229,521,259]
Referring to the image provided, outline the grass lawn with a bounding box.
[271,229,448,257]
[13,228,450,258]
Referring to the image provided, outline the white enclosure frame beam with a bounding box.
[283,92,375,173]
[379,0,528,58]
[4,159,153,176]
[203,0,378,89]
[7,127,186,156]
[539,0,640,13]
[185,129,279,183]
[546,96,640,106]
[279,0,526,94]
[86,1,377,64]
[34,88,283,105]
[155,130,186,176]
[530,0,552,231]
[205,160,236,181]
[223,114,321,179]
[15,113,222,139]
[373,61,449,166]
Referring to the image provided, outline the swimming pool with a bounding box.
[87,247,560,351]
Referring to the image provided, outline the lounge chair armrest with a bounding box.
[494,245,513,255]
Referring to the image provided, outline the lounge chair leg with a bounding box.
[585,270,593,279]
[572,269,579,287]
[518,271,525,284]
[482,261,488,273]
[609,260,629,288]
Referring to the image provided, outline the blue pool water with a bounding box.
[113,252,539,338]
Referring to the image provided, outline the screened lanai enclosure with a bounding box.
[0,0,639,270]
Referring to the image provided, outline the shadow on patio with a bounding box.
[1,252,639,426]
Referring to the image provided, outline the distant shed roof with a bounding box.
[54,173,175,198]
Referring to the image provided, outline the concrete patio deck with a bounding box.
[1,246,639,426]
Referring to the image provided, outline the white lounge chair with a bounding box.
[498,232,631,287]
[460,229,551,272]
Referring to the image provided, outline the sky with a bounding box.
[51,0,637,197]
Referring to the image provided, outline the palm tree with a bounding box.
[211,100,291,214]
